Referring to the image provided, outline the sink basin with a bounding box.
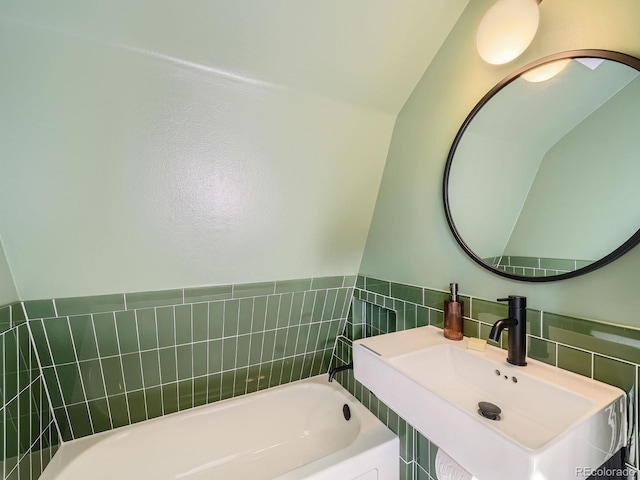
[353,326,626,480]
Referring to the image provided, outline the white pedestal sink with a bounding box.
[353,326,626,480]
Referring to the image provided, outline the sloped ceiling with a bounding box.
[1,0,469,115]
[0,1,470,299]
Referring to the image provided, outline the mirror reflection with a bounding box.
[445,52,640,280]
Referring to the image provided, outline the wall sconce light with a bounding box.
[476,0,541,65]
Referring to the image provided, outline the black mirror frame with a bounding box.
[443,49,640,282]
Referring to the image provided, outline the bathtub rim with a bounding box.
[40,374,398,480]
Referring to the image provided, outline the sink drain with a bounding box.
[478,401,501,421]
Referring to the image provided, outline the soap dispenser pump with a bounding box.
[444,283,464,341]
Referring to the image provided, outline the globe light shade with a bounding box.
[521,59,571,82]
[476,0,540,65]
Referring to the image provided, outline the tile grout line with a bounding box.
[66,316,96,436]
[40,318,76,441]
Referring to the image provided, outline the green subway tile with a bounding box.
[126,289,182,310]
[265,295,280,330]
[184,285,232,303]
[463,318,479,338]
[127,390,147,424]
[178,379,193,411]
[101,357,125,396]
[268,359,285,388]
[312,290,327,323]
[557,345,592,378]
[356,275,365,289]
[12,303,26,325]
[280,357,295,384]
[56,294,125,317]
[158,347,177,383]
[193,342,207,377]
[78,360,106,400]
[69,315,99,361]
[43,317,76,364]
[87,399,112,433]
[161,383,179,415]
[115,310,139,354]
[472,298,508,324]
[311,276,344,290]
[275,278,312,294]
[175,305,192,345]
[222,337,237,370]
[93,313,120,357]
[252,296,268,332]
[135,308,158,350]
[509,256,539,268]
[262,330,277,362]
[527,309,542,337]
[528,337,556,366]
[593,355,636,392]
[208,339,223,374]
[249,333,264,365]
[343,275,357,287]
[30,320,53,367]
[220,370,235,400]
[323,290,338,321]
[156,307,175,348]
[140,351,161,387]
[233,368,249,396]
[284,327,299,357]
[235,335,251,369]
[53,407,72,441]
[176,345,193,380]
[364,277,390,296]
[145,386,163,419]
[67,403,93,439]
[289,292,305,327]
[233,281,275,298]
[108,394,130,428]
[24,300,56,319]
[246,365,260,393]
[539,258,575,271]
[122,353,144,391]
[274,328,288,359]
[223,300,240,337]
[257,363,272,391]
[238,298,254,335]
[192,303,208,342]
[334,288,350,319]
[300,291,316,324]
[207,373,222,403]
[391,282,422,305]
[277,294,293,328]
[208,301,224,339]
[194,376,207,406]
[42,367,63,408]
[542,312,640,364]
[56,363,85,405]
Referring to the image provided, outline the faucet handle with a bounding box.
[497,296,527,309]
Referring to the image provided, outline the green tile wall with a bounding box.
[26,276,355,442]
[0,303,59,480]
[330,275,640,480]
[484,255,592,277]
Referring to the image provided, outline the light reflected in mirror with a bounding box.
[444,51,640,281]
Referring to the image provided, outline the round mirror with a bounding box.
[444,50,640,282]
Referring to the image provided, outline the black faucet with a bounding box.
[489,296,527,366]
[328,363,353,382]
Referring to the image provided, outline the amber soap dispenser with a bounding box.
[444,283,464,341]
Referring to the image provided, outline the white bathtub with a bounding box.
[40,375,399,480]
